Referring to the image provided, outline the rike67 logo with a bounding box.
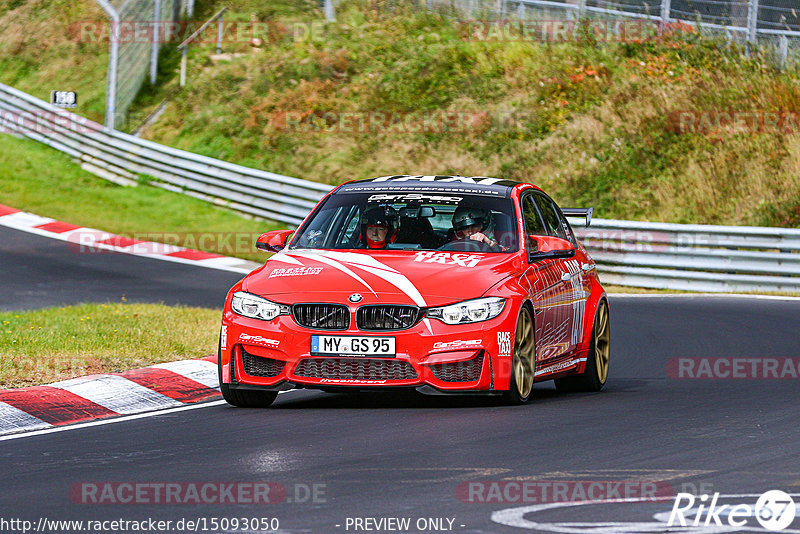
[491,490,798,532]
[669,491,796,531]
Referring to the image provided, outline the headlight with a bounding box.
[426,297,506,325]
[230,291,290,321]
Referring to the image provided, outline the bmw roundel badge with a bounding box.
[348,293,363,303]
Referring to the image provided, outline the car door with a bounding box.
[520,193,569,361]
[533,194,585,355]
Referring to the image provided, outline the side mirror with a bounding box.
[256,230,294,253]
[528,235,576,261]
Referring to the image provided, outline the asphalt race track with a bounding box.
[0,226,243,310]
[2,225,800,533]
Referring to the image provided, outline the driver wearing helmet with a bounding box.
[360,205,398,249]
[451,205,505,251]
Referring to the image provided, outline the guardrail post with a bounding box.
[660,0,671,25]
[747,0,759,44]
[150,0,161,85]
[95,0,119,130]
[216,13,224,54]
[779,34,789,69]
[578,0,585,19]
[517,1,524,19]
[180,46,187,87]
[324,0,336,21]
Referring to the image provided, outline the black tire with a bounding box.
[502,305,536,405]
[554,299,610,393]
[218,337,278,408]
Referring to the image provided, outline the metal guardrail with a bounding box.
[2,83,799,292]
[575,219,800,292]
[0,82,332,226]
[421,0,800,67]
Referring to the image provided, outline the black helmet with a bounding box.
[361,205,398,229]
[452,205,490,232]
[360,205,398,247]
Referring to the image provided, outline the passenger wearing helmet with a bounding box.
[451,205,504,250]
[361,205,398,249]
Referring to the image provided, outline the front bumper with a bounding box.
[219,304,518,393]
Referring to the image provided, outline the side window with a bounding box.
[521,195,547,237]
[335,205,362,247]
[534,195,568,240]
[557,209,577,245]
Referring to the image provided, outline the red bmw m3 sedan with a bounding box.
[219,175,609,407]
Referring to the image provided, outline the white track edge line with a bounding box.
[0,400,226,442]
[0,215,259,275]
[608,292,800,300]
[0,391,292,442]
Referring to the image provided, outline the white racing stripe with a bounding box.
[286,250,434,332]
[283,251,378,296]
[151,360,219,389]
[0,402,51,433]
[49,375,182,414]
[287,250,428,305]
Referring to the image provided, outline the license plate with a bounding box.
[311,335,396,356]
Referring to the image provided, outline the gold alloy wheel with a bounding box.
[513,307,535,399]
[594,301,610,384]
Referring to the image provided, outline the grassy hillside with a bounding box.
[2,0,799,227]
[0,135,277,261]
[0,0,109,123]
[140,1,800,226]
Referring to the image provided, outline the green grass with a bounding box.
[0,302,219,388]
[0,135,279,261]
[0,0,110,124]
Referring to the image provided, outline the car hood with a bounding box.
[242,249,523,307]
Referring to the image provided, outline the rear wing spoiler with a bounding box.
[561,207,594,227]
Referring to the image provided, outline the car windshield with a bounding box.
[290,190,519,252]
